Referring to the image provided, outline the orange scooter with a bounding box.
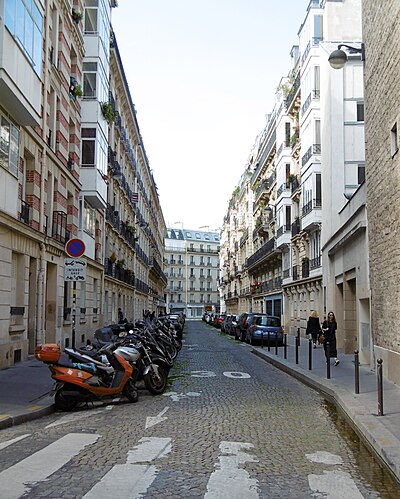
[35,342,139,411]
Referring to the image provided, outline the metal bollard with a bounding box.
[295,334,299,364]
[326,342,331,379]
[284,333,287,359]
[308,338,312,370]
[377,358,384,416]
[261,332,264,349]
[267,331,271,352]
[354,350,360,394]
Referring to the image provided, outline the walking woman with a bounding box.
[306,310,322,348]
[321,311,340,366]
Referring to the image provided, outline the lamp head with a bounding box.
[328,48,348,69]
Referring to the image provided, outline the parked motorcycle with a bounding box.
[35,342,139,411]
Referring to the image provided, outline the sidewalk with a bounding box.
[0,357,54,429]
[250,334,400,483]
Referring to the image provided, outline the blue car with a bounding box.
[245,315,283,346]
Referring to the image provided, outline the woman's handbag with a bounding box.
[318,334,326,344]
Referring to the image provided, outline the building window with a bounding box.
[84,0,98,33]
[83,62,97,98]
[357,101,364,122]
[82,128,96,166]
[5,0,43,75]
[0,115,19,177]
[285,122,291,147]
[83,201,96,237]
[391,122,398,157]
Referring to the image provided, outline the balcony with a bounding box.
[301,198,322,231]
[20,200,31,225]
[52,211,70,244]
[301,144,321,167]
[246,237,276,269]
[80,168,107,209]
[285,72,300,111]
[310,255,321,270]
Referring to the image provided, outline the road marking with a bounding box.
[163,391,201,402]
[0,434,30,450]
[223,371,251,379]
[204,441,259,498]
[145,407,169,429]
[191,370,216,377]
[83,437,172,498]
[308,470,364,498]
[306,451,343,465]
[45,406,114,428]
[0,433,100,498]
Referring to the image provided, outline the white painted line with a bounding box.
[306,451,343,465]
[204,441,259,498]
[308,470,364,498]
[0,433,100,498]
[223,371,251,379]
[45,407,114,428]
[145,407,169,429]
[0,434,30,450]
[83,437,172,499]
[191,370,216,377]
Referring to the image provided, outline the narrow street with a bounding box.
[0,321,398,498]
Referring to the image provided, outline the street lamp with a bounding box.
[328,43,365,69]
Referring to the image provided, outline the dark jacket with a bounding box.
[322,319,338,357]
[306,316,321,336]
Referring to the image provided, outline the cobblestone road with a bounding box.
[0,320,398,498]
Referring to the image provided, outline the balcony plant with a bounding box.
[72,9,83,24]
[101,102,115,123]
[286,173,297,184]
[109,252,117,263]
[69,79,83,98]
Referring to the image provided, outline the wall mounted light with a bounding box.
[328,43,365,69]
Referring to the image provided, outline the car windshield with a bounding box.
[256,316,280,327]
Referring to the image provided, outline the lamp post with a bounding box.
[328,43,365,69]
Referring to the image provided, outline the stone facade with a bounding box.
[362,1,400,383]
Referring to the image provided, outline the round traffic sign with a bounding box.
[65,238,85,258]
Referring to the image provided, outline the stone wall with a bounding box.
[363,2,400,370]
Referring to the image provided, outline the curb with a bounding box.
[251,348,400,484]
[0,404,54,431]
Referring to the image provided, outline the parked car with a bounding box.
[220,315,229,332]
[236,312,264,341]
[225,315,239,336]
[213,314,226,329]
[245,314,283,346]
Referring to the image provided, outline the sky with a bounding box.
[112,0,310,232]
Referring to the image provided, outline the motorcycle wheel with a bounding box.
[123,379,139,403]
[144,365,168,395]
[54,385,78,412]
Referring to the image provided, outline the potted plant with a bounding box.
[70,79,83,98]
[287,173,297,184]
[101,102,115,123]
[72,9,83,24]
[109,252,117,263]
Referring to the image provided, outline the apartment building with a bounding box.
[165,228,220,318]
[104,32,167,322]
[220,0,367,349]
[0,1,166,369]
[363,0,400,383]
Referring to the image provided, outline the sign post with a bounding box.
[65,239,86,349]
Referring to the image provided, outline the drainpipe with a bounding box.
[36,243,46,346]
